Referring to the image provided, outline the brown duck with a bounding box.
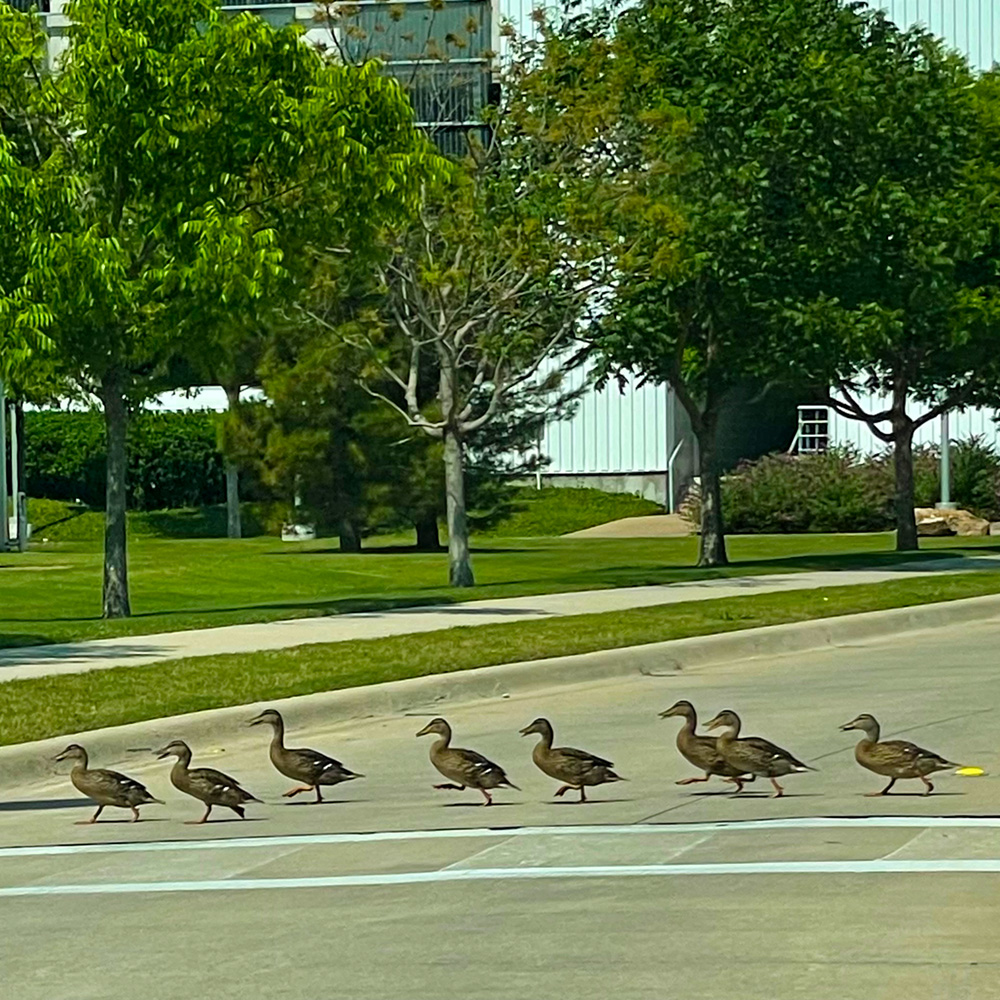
[705,710,815,798]
[416,718,518,806]
[156,739,260,823]
[248,709,364,803]
[840,714,961,796]
[659,700,752,790]
[520,717,624,803]
[54,744,163,824]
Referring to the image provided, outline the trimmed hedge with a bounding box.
[25,410,226,511]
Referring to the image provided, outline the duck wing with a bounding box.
[188,766,259,803]
[555,746,615,769]
[87,769,160,805]
[452,747,517,789]
[875,740,956,769]
[737,737,813,772]
[287,746,362,783]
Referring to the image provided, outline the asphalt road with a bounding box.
[4,616,1000,999]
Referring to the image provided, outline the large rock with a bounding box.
[914,507,990,537]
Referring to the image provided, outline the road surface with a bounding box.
[3,615,1000,998]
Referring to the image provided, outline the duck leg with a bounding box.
[433,783,465,791]
[229,805,246,819]
[77,804,105,825]
[314,786,324,804]
[676,775,711,785]
[865,778,896,797]
[579,787,587,803]
[728,777,745,794]
[479,788,494,806]
[920,776,935,796]
[769,779,785,798]
[130,806,141,823]
[554,785,572,797]
[282,785,313,798]
[187,804,213,825]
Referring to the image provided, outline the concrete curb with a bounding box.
[5,593,1000,793]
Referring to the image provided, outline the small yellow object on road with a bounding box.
[955,766,985,777]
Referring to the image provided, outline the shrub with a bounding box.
[25,410,227,511]
[709,439,1000,534]
[487,487,662,536]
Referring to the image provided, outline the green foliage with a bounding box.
[715,441,1000,533]
[24,410,229,510]
[487,487,661,536]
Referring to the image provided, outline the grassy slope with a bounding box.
[3,571,999,746]
[2,532,998,647]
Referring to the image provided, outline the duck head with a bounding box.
[154,740,190,760]
[659,700,695,720]
[704,710,741,735]
[248,709,283,729]
[53,743,87,764]
[415,718,451,739]
[519,718,551,737]
[840,713,879,738]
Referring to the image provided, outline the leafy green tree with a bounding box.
[0,0,433,615]
[513,0,1000,563]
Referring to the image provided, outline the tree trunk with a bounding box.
[100,372,131,618]
[414,514,442,551]
[339,518,361,553]
[443,429,474,586]
[223,384,242,539]
[696,416,729,567]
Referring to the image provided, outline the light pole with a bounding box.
[936,409,957,511]
[0,377,8,551]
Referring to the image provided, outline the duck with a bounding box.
[840,714,961,796]
[704,710,815,798]
[416,718,518,806]
[519,717,624,802]
[659,700,753,791]
[248,709,364,804]
[155,739,260,823]
[54,743,163,824]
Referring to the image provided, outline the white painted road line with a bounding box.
[3,815,1000,859]
[5,858,1000,897]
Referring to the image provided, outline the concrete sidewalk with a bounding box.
[2,553,998,682]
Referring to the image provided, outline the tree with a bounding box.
[781,28,1000,550]
[1,0,434,615]
[513,0,1000,564]
[328,141,592,586]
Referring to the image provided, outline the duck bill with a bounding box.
[246,714,266,727]
[518,726,534,737]
[704,719,722,731]
[838,723,857,731]
[658,709,675,719]
[414,723,434,738]
[51,751,69,762]
[153,746,172,759]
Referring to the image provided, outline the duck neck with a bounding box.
[534,722,554,750]
[857,719,880,744]
[717,722,740,746]
[269,719,286,751]
[431,727,452,753]
[676,708,697,738]
[71,756,88,773]
[171,746,193,774]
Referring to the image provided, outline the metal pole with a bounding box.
[936,410,957,510]
[0,379,8,551]
[667,438,684,514]
[10,401,25,551]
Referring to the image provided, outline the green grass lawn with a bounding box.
[4,570,999,746]
[1,530,998,648]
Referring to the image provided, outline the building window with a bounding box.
[795,406,829,454]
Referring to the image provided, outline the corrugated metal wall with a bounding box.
[539,361,673,474]
[828,395,1000,453]
[880,0,1000,69]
